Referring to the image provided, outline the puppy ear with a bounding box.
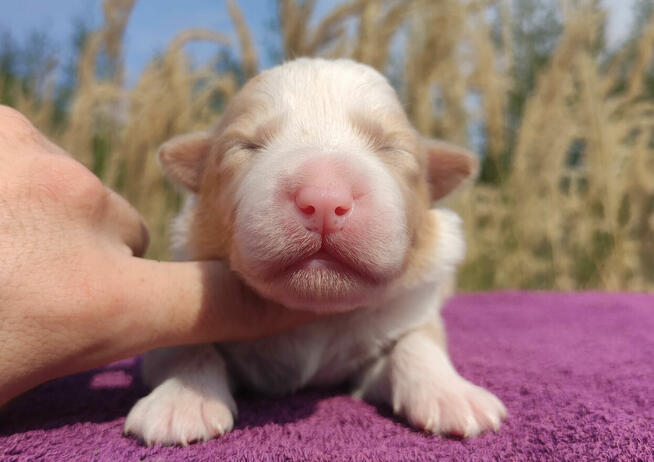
[424,139,479,201]
[158,131,212,192]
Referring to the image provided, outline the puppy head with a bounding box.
[160,59,477,312]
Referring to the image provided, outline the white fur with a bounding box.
[124,59,506,445]
[221,209,464,391]
[376,329,506,437]
[124,345,236,446]
[230,60,413,310]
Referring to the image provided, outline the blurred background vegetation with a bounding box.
[2,0,653,291]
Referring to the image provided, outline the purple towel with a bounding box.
[2,292,653,461]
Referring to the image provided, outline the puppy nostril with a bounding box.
[301,205,315,215]
[295,185,353,233]
[334,206,349,216]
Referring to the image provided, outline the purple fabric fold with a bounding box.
[2,292,653,461]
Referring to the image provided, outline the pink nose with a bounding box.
[295,185,353,234]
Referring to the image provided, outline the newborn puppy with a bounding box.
[124,58,506,445]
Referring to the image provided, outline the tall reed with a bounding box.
[7,0,653,290]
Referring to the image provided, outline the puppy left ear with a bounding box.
[424,139,479,201]
[158,131,212,193]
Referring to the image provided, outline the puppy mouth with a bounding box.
[234,227,400,311]
[263,242,386,312]
[285,248,372,280]
[271,237,382,285]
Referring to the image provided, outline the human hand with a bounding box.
[0,106,317,407]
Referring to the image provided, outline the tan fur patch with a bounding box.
[188,146,252,261]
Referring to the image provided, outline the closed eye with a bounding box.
[378,145,408,155]
[220,115,282,156]
[349,112,416,155]
[349,113,422,182]
[240,141,264,152]
[376,146,422,183]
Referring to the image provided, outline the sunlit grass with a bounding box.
[6,0,654,291]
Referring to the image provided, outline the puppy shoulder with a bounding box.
[432,207,466,275]
[397,207,465,292]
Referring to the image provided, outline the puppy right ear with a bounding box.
[158,131,212,192]
[424,138,479,201]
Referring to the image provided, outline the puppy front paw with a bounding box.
[393,376,507,438]
[124,377,237,446]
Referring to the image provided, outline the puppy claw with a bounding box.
[124,377,236,446]
[395,376,506,438]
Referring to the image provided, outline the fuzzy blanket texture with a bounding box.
[1,292,653,462]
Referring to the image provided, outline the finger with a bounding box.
[102,188,150,257]
[114,259,319,349]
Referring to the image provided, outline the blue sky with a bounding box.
[0,0,637,85]
[0,0,282,83]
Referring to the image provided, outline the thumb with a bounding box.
[117,258,320,349]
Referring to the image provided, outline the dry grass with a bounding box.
[6,0,654,291]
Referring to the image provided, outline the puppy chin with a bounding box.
[241,266,382,313]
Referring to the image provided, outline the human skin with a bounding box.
[0,105,317,407]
